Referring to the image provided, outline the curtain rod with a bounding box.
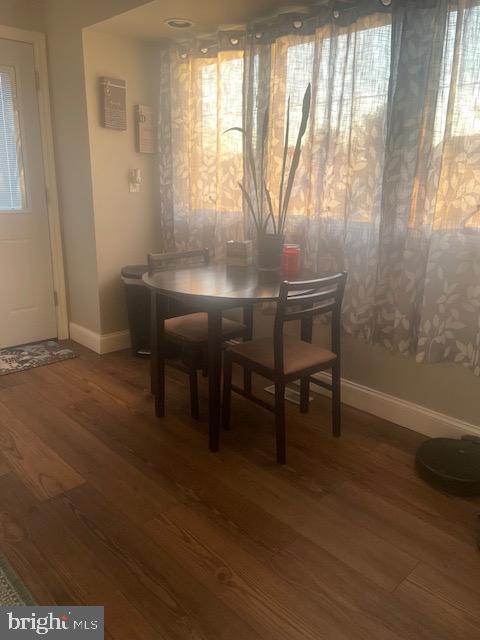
[170,0,396,53]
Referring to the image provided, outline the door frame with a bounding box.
[0,25,68,339]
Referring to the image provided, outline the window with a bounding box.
[282,16,392,221]
[0,67,25,211]
[435,6,480,143]
[190,52,243,213]
[428,5,480,230]
[284,22,392,138]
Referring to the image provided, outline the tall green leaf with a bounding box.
[278,96,290,229]
[225,82,311,238]
[225,126,261,227]
[263,180,276,234]
[238,181,260,232]
[279,83,311,234]
[259,106,269,222]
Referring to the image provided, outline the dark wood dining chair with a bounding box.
[148,249,246,419]
[221,272,347,464]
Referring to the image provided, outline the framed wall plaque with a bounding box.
[100,77,126,131]
[135,104,154,153]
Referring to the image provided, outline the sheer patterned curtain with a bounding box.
[246,12,392,338]
[157,0,480,375]
[157,41,245,258]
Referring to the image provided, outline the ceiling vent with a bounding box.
[165,18,194,29]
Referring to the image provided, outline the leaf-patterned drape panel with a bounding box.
[158,0,480,375]
[157,47,245,258]
[245,13,393,341]
[157,48,175,252]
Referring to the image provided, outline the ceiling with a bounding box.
[91,0,294,41]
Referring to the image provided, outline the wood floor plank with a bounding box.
[147,505,359,640]
[64,395,298,560]
[217,459,419,591]
[0,472,78,605]
[0,344,476,640]
[224,380,480,547]
[324,481,480,588]
[0,384,177,524]
[270,537,427,640]
[0,474,159,640]
[393,578,480,640]
[406,561,480,625]
[0,373,28,390]
[274,530,480,640]
[364,441,478,541]
[49,484,265,640]
[0,452,10,477]
[0,401,84,500]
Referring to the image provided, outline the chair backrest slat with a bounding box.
[285,286,338,308]
[273,272,347,373]
[284,273,345,292]
[284,301,336,322]
[148,248,209,273]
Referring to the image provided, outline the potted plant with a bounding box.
[226,83,311,271]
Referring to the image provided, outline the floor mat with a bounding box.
[0,340,75,376]
[0,555,34,605]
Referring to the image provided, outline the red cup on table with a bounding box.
[282,244,301,274]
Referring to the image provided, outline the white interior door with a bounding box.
[0,37,57,348]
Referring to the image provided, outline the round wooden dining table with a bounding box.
[143,264,316,452]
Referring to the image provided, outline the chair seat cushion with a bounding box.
[165,312,245,343]
[228,336,336,376]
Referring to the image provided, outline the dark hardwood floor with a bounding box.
[0,342,478,639]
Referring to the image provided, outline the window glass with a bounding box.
[0,67,25,211]
[283,18,392,220]
[433,5,480,229]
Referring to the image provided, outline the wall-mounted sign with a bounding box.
[100,77,126,130]
[135,104,154,153]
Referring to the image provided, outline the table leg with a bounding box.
[150,291,166,417]
[150,290,157,396]
[243,304,253,393]
[207,307,223,452]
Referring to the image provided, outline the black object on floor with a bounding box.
[415,435,480,496]
[121,263,196,360]
[121,264,151,357]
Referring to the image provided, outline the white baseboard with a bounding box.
[69,322,100,353]
[299,372,480,439]
[264,384,313,406]
[69,322,131,355]
[100,328,131,354]
[68,322,478,439]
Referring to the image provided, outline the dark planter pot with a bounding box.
[257,233,284,272]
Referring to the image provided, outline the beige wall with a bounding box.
[0,0,44,32]
[83,29,157,334]
[43,0,151,333]
[340,334,480,426]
